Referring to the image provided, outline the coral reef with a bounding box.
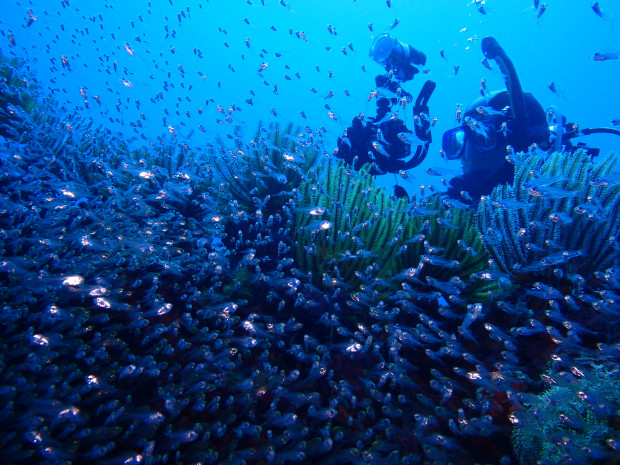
[512,363,620,464]
[0,102,237,463]
[211,122,321,212]
[476,149,620,279]
[474,150,620,463]
[1,84,619,465]
[293,160,495,305]
[0,50,37,140]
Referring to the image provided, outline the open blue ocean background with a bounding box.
[1,1,620,464]
[3,0,619,190]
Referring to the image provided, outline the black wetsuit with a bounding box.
[446,163,514,202]
[336,76,434,176]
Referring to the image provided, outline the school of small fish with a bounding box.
[0,1,619,464]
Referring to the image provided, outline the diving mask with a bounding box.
[442,116,503,160]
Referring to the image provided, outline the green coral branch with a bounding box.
[212,122,321,213]
[476,150,620,278]
[293,161,492,303]
[0,50,38,139]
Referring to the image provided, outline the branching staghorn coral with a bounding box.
[476,149,620,278]
[293,160,494,306]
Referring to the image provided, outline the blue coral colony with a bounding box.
[0,1,619,464]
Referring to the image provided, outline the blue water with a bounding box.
[1,1,620,464]
[3,0,618,188]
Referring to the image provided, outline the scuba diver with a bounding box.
[335,33,436,196]
[442,36,619,203]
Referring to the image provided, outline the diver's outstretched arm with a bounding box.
[400,80,436,170]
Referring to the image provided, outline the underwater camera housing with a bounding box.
[369,34,426,82]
